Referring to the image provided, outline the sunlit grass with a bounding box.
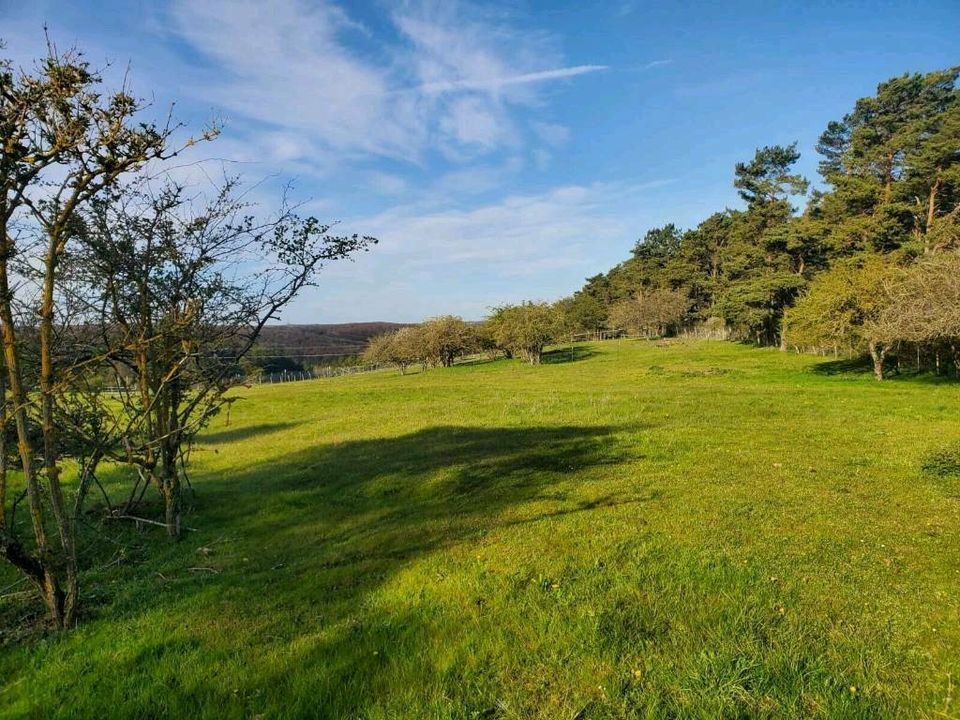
[1,339,959,718]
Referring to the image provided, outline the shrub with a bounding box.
[486,302,559,364]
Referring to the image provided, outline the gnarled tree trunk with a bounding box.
[868,341,886,381]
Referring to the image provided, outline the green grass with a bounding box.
[2,339,960,718]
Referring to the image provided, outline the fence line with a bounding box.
[254,362,385,385]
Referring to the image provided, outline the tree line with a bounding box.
[362,287,693,375]
[0,43,374,626]
[363,303,563,371]
[367,66,960,381]
[554,66,960,379]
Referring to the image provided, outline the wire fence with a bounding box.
[569,329,627,343]
[254,362,385,384]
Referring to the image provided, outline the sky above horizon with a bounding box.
[2,0,958,323]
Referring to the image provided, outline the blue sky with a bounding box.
[2,1,958,323]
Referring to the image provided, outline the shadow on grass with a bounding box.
[3,423,632,600]
[2,422,903,718]
[810,354,959,384]
[59,423,641,614]
[200,421,302,444]
[541,345,596,364]
[227,424,641,557]
[5,423,652,716]
[809,355,874,376]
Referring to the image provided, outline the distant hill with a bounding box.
[255,323,406,365]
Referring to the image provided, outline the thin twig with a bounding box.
[107,514,197,532]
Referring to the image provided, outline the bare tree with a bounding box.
[878,251,960,370]
[608,288,690,338]
[69,178,376,539]
[363,326,420,374]
[0,41,207,626]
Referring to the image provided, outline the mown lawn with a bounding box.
[1,340,959,718]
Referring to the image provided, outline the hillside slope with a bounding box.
[1,340,959,718]
[256,322,407,361]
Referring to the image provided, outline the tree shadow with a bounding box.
[810,354,958,383]
[808,355,873,376]
[540,345,596,364]
[225,424,644,558]
[4,423,657,715]
[200,421,302,444]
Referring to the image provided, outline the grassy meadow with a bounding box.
[1,339,959,718]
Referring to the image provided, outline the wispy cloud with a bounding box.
[166,0,605,165]
[298,178,677,321]
[414,65,608,94]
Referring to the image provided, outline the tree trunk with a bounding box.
[0,233,71,626]
[160,460,182,541]
[869,342,885,381]
[926,174,942,242]
[39,236,79,625]
[0,366,5,531]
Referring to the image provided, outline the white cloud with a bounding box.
[357,179,679,275]
[368,172,408,196]
[167,0,605,165]
[532,148,553,170]
[290,178,677,322]
[414,65,608,94]
[532,121,571,147]
[170,0,417,159]
[425,158,524,198]
[438,96,511,153]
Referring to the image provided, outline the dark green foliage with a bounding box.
[717,272,807,346]
[734,143,809,207]
[553,293,608,334]
[567,66,960,351]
